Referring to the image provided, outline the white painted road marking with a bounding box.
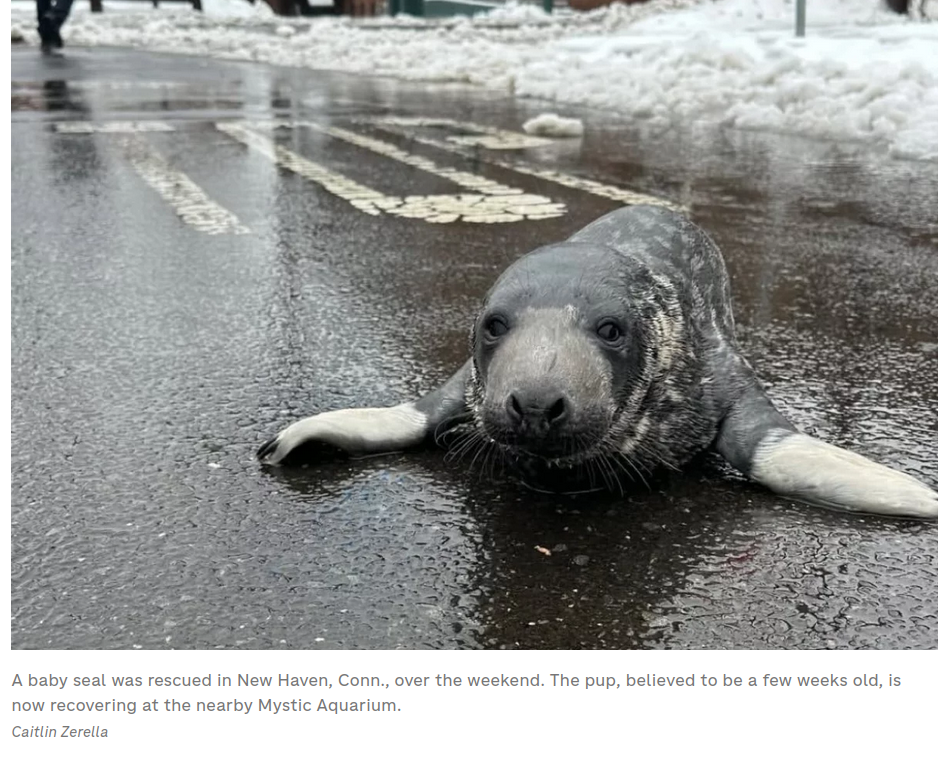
[371,117,554,150]
[217,120,566,224]
[55,121,176,134]
[119,134,250,235]
[301,121,534,196]
[366,117,681,211]
[52,116,676,229]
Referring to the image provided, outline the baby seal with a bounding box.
[257,206,937,518]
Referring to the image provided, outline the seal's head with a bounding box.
[468,242,665,473]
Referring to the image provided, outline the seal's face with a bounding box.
[469,243,655,469]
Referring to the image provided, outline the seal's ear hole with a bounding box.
[596,319,624,344]
[484,316,510,340]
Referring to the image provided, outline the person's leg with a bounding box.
[38,0,74,49]
[36,0,54,47]
[47,0,75,27]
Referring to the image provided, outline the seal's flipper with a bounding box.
[257,361,471,465]
[716,386,938,518]
[256,403,429,464]
[746,432,938,518]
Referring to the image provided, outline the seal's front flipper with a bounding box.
[256,404,430,464]
[257,361,472,465]
[716,385,938,518]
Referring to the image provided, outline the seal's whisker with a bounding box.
[631,439,680,472]
[433,413,473,448]
[446,425,491,472]
[583,456,599,491]
[467,436,494,476]
[440,425,470,450]
[615,451,651,491]
[480,439,504,482]
[443,430,479,462]
[597,451,625,495]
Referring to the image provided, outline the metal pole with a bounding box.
[795,0,806,37]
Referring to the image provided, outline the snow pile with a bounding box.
[200,0,276,18]
[522,113,585,137]
[9,0,938,160]
[537,8,938,161]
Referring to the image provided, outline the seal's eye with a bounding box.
[597,320,623,343]
[484,316,510,340]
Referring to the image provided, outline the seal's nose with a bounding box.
[506,389,568,437]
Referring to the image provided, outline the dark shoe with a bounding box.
[38,15,64,49]
[40,30,63,56]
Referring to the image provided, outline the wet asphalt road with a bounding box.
[11,47,938,650]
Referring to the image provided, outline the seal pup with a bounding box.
[257,206,937,518]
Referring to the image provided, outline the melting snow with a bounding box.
[522,113,585,137]
[10,0,938,160]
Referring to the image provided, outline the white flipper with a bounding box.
[750,432,938,518]
[258,362,472,466]
[257,403,428,465]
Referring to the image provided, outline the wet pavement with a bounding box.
[11,47,938,650]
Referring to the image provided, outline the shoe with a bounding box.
[38,15,64,49]
[38,21,64,54]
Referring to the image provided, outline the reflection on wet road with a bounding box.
[11,48,937,650]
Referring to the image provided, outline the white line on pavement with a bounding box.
[366,117,681,211]
[119,134,250,236]
[55,121,176,134]
[216,121,566,224]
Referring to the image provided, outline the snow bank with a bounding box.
[523,113,585,137]
[10,0,938,160]
[201,0,276,19]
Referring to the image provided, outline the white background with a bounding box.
[5,650,938,756]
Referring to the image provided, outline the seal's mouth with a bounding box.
[477,405,615,469]
[486,430,606,469]
[494,438,629,495]
[461,415,641,495]
[508,443,599,468]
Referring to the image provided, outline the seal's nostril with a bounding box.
[547,397,566,423]
[507,393,524,422]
